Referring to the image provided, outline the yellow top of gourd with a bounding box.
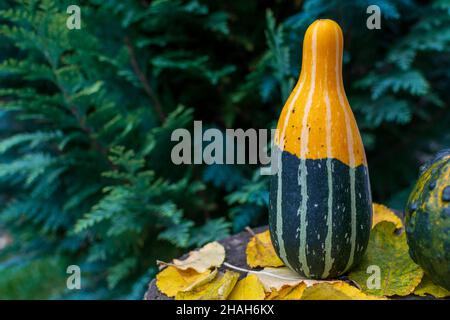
[275,19,367,167]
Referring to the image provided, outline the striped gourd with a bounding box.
[405,149,450,290]
[269,19,372,279]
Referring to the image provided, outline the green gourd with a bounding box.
[405,149,450,290]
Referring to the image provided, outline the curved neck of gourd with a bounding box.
[298,22,344,92]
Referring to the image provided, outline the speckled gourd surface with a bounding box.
[405,149,450,290]
[269,19,372,279]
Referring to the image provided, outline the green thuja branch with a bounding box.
[124,36,166,122]
[0,0,448,299]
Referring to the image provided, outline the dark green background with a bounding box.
[0,0,448,299]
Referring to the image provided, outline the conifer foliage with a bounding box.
[0,0,449,298]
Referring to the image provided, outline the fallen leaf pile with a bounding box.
[246,229,283,268]
[154,204,449,300]
[348,221,423,297]
[255,267,329,291]
[158,241,225,273]
[228,274,266,300]
[300,282,384,300]
[176,271,239,300]
[413,275,450,298]
[372,203,403,229]
[156,267,217,297]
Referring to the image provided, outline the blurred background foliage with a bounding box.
[0,0,448,299]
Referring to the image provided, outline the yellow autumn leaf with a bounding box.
[228,274,266,300]
[176,271,239,300]
[156,266,216,298]
[372,203,403,229]
[183,269,218,292]
[301,282,385,300]
[266,283,306,300]
[349,221,424,297]
[414,274,450,298]
[246,230,284,268]
[265,290,279,300]
[255,267,335,292]
[160,241,225,273]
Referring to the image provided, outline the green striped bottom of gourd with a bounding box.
[269,149,372,279]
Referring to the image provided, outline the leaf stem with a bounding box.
[223,262,304,281]
[125,36,166,122]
